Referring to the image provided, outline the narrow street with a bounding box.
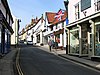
[16,44,100,75]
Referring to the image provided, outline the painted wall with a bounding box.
[11,15,19,45]
[27,29,32,41]
[68,0,97,24]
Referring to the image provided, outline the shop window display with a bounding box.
[56,35,60,43]
[95,24,100,56]
[0,30,1,53]
[5,32,7,53]
[81,25,88,54]
[70,29,79,54]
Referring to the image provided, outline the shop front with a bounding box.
[94,17,100,57]
[81,23,91,56]
[88,17,100,60]
[67,13,100,60]
[95,24,100,56]
[0,24,2,54]
[67,22,91,56]
[68,26,79,55]
[54,28,64,48]
[0,10,13,55]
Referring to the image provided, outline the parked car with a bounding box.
[27,41,33,45]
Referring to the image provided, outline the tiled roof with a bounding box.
[46,9,67,26]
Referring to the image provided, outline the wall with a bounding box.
[68,0,96,24]
[11,15,18,45]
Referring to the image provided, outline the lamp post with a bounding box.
[64,0,69,12]
[64,0,69,54]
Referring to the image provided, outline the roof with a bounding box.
[20,15,45,35]
[46,9,67,26]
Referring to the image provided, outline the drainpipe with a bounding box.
[66,27,70,54]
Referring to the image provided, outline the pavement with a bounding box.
[0,45,100,75]
[0,47,18,75]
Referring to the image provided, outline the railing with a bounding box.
[94,0,100,11]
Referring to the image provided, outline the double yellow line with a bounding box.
[16,48,24,75]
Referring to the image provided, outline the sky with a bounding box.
[7,0,66,32]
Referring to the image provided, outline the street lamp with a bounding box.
[64,0,69,11]
[64,0,69,54]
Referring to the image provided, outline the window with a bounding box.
[75,3,80,20]
[37,34,40,43]
[95,24,100,56]
[81,0,91,11]
[56,24,57,29]
[0,28,1,53]
[62,22,64,28]
[51,26,53,31]
[95,25,100,43]
[94,0,100,11]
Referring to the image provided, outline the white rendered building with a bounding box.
[11,15,20,46]
[67,0,100,59]
[32,15,45,46]
[44,9,67,49]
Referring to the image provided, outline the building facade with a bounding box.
[32,15,46,46]
[0,0,14,55]
[11,15,20,46]
[67,0,100,59]
[44,9,67,49]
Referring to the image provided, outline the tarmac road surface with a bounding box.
[18,44,100,75]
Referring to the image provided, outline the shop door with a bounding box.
[88,32,92,57]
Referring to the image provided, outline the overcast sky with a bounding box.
[7,0,65,31]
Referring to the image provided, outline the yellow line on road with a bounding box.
[16,48,24,75]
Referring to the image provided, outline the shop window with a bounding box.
[5,32,7,53]
[95,24,100,56]
[70,29,79,54]
[75,3,80,20]
[56,35,60,43]
[81,25,88,54]
[0,29,1,53]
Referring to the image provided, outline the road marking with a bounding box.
[16,48,24,75]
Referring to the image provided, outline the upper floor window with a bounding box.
[75,3,80,20]
[62,22,64,28]
[94,0,100,11]
[56,24,57,29]
[81,0,91,11]
[51,26,53,31]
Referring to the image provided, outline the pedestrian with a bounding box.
[55,41,58,49]
[48,39,52,52]
[51,40,54,49]
[55,37,58,50]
